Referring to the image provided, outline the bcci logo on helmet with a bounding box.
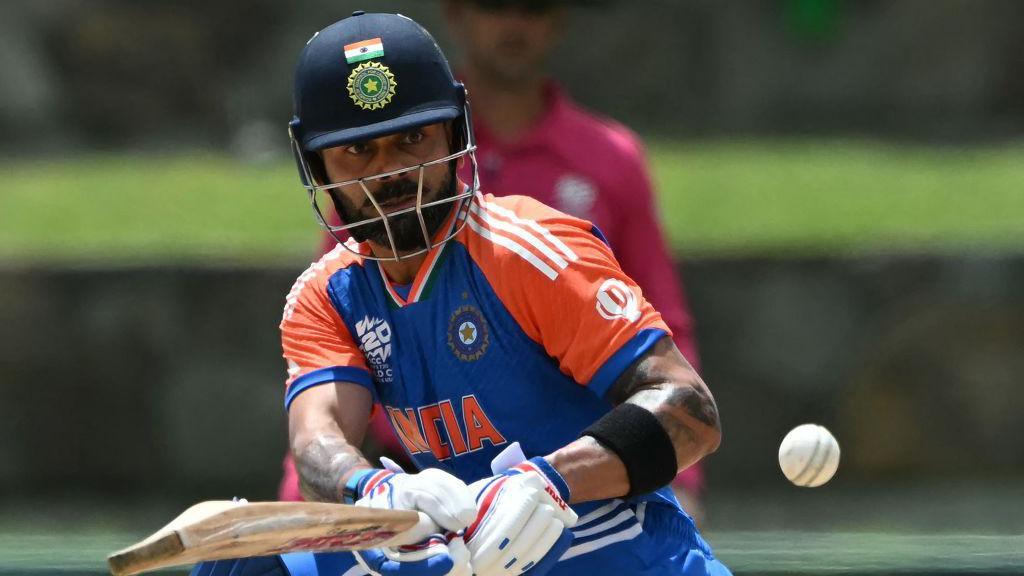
[348,61,397,111]
[356,316,394,383]
[596,279,640,322]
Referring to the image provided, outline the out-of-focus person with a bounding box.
[442,0,706,521]
[280,0,707,523]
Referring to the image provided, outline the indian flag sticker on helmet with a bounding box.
[347,61,397,111]
[344,37,384,64]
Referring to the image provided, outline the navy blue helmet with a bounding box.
[288,11,478,260]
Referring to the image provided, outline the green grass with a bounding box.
[653,140,1024,256]
[712,531,1024,573]
[0,155,316,265]
[1,531,1021,574]
[2,141,1022,264]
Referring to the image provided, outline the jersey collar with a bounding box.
[377,193,469,308]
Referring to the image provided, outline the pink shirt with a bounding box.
[468,84,700,371]
[467,85,703,495]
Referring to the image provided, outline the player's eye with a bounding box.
[345,142,369,155]
[403,130,425,145]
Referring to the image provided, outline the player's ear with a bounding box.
[443,120,467,170]
[445,120,462,155]
[307,151,329,186]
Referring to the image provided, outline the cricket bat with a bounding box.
[107,500,423,576]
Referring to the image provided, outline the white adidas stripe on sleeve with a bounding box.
[479,196,579,262]
[466,214,559,280]
[469,202,570,269]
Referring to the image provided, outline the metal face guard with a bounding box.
[291,114,480,261]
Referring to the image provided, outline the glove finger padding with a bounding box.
[354,473,474,576]
[354,533,473,576]
[353,505,442,549]
[494,504,562,573]
[520,527,574,576]
[401,469,478,531]
[467,473,577,576]
[466,475,540,570]
[443,536,473,576]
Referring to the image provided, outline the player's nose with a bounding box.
[367,147,409,181]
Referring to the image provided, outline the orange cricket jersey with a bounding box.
[281,191,672,491]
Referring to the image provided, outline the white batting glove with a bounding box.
[347,465,477,576]
[349,467,477,532]
[464,453,577,576]
[352,530,472,576]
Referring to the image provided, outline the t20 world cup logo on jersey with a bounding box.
[356,316,394,384]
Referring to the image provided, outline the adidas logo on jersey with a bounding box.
[356,316,394,383]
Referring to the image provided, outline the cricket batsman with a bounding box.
[194,11,731,576]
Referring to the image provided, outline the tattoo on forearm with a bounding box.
[636,389,694,455]
[626,387,719,456]
[662,384,719,428]
[607,337,691,404]
[606,336,721,463]
[294,433,371,502]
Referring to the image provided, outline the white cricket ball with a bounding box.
[778,424,841,487]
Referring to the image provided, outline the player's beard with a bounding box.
[334,167,456,253]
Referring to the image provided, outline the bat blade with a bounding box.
[107,501,420,576]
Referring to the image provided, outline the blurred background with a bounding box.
[1,0,1022,574]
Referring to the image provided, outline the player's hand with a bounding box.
[464,457,577,576]
[351,467,477,532]
[350,465,476,576]
[353,530,472,576]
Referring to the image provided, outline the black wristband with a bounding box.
[582,403,678,499]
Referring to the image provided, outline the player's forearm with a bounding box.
[609,337,721,471]
[292,430,372,502]
[287,382,375,502]
[546,387,721,504]
[549,337,721,503]
[544,436,629,503]
[626,381,721,472]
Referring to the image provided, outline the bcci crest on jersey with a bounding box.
[447,305,489,362]
[356,316,394,384]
